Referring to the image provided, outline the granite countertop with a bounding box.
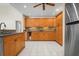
[0,33,16,37]
[0,32,24,37]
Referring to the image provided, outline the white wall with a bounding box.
[0,3,24,32]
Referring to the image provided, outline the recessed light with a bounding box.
[56,9,59,12]
[24,5,27,8]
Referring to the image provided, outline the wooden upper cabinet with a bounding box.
[56,12,63,27]
[56,12,63,45]
[56,26,63,45]
[24,16,29,28]
[25,18,55,27]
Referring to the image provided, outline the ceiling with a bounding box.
[10,3,64,17]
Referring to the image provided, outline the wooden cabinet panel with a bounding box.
[25,18,55,27]
[47,18,55,26]
[56,12,63,45]
[25,32,29,41]
[56,26,63,45]
[48,32,55,41]
[31,32,40,40]
[56,12,63,27]
[16,37,21,54]
[20,33,25,50]
[16,33,25,54]
[3,32,25,56]
[4,35,16,56]
[31,31,55,41]
[24,16,29,27]
[41,32,48,40]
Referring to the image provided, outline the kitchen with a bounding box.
[0,3,64,56]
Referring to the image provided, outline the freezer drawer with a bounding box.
[71,24,79,56]
[65,25,74,56]
[65,24,79,56]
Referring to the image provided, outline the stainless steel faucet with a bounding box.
[0,22,6,31]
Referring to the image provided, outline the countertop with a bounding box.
[0,32,24,37]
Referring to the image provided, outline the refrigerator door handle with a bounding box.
[66,21,79,25]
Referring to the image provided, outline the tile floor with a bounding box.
[18,41,64,56]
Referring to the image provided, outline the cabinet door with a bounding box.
[25,32,29,41]
[16,33,25,54]
[31,31,55,41]
[4,35,16,56]
[25,18,55,27]
[16,36,21,54]
[56,12,63,26]
[20,33,25,49]
[31,32,40,40]
[48,32,55,41]
[41,32,55,41]
[39,32,48,40]
[56,12,63,45]
[56,26,63,45]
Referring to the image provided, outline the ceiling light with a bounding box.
[56,9,59,12]
[24,5,27,8]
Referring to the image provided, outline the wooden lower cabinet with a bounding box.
[3,35,16,56]
[56,26,63,45]
[48,32,56,40]
[25,32,29,41]
[3,32,25,56]
[31,32,40,40]
[16,37,21,54]
[56,12,63,45]
[16,33,25,54]
[31,31,55,41]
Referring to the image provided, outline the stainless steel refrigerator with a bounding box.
[65,3,79,56]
